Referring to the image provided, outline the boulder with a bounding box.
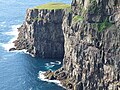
[9,48,16,51]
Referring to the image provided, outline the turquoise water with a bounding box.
[0,0,71,90]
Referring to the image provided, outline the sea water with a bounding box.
[0,0,71,90]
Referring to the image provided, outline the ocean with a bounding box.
[0,0,71,90]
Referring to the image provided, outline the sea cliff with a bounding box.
[59,0,120,89]
[13,1,120,90]
[14,6,66,59]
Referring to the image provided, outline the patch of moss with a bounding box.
[88,0,97,14]
[93,23,98,28]
[98,18,113,32]
[81,8,87,18]
[32,17,42,21]
[35,2,70,10]
[66,8,73,13]
[73,15,84,23]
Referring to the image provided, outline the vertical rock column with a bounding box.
[60,0,120,90]
[15,9,65,59]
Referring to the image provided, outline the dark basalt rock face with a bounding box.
[14,9,65,59]
[14,0,120,90]
[57,0,120,90]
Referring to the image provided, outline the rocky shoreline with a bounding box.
[43,68,75,89]
[11,0,120,90]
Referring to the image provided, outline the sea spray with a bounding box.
[38,71,66,89]
[2,25,21,51]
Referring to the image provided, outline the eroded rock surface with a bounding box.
[14,9,65,59]
[14,0,120,90]
[56,0,120,89]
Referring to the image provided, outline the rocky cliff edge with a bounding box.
[13,3,71,59]
[13,1,120,90]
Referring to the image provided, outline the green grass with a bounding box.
[31,17,42,21]
[73,15,84,23]
[98,18,113,32]
[34,2,70,10]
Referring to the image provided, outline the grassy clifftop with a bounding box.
[35,2,70,10]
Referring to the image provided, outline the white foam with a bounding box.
[10,49,27,53]
[50,62,55,65]
[4,25,20,36]
[50,61,61,65]
[45,65,55,69]
[38,71,65,88]
[2,42,15,51]
[0,21,6,27]
[2,25,21,51]
[0,43,3,46]
[45,63,49,66]
[0,24,6,27]
[55,61,61,65]
[44,61,61,69]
